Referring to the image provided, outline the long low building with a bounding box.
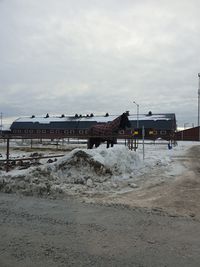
[7,112,176,141]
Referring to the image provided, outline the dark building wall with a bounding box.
[130,119,176,130]
[9,113,177,141]
[10,121,96,130]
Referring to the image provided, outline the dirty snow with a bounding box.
[0,141,198,197]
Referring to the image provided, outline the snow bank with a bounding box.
[0,147,141,196]
[0,142,194,197]
[55,146,141,179]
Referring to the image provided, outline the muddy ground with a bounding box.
[0,145,200,266]
[98,145,200,219]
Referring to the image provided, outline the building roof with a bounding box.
[10,113,176,131]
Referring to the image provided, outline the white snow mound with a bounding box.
[0,147,142,196]
[55,146,141,178]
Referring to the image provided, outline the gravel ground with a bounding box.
[0,193,200,267]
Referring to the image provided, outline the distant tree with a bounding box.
[148,111,152,116]
[31,115,35,118]
[45,113,49,118]
[75,114,79,118]
[61,114,65,118]
[90,113,94,117]
[105,112,109,117]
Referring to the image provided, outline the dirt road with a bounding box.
[0,193,200,267]
[99,145,200,219]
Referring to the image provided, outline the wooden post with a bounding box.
[134,139,137,151]
[6,138,10,172]
[142,126,145,160]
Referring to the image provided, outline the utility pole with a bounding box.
[133,101,140,149]
[133,101,139,129]
[0,112,2,135]
[198,74,200,141]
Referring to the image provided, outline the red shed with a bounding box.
[176,127,200,141]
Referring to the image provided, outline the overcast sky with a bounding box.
[0,0,200,127]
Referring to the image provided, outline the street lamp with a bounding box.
[133,101,139,129]
[0,112,2,135]
[198,74,200,141]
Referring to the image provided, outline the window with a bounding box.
[160,130,166,135]
[133,130,139,135]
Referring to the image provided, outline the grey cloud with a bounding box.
[0,0,200,126]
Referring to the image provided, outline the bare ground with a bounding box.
[95,145,200,219]
[0,192,200,267]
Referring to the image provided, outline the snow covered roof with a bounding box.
[10,113,176,131]
[14,115,114,124]
[13,113,175,124]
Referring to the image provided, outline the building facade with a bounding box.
[8,112,176,141]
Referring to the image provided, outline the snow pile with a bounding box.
[0,147,141,196]
[0,142,194,197]
[44,146,142,194]
[55,146,141,180]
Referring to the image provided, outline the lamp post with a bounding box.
[198,74,200,141]
[0,112,2,135]
[133,101,139,129]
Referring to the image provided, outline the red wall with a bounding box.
[176,127,200,141]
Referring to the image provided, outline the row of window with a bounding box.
[132,130,167,135]
[12,129,168,135]
[12,129,88,135]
